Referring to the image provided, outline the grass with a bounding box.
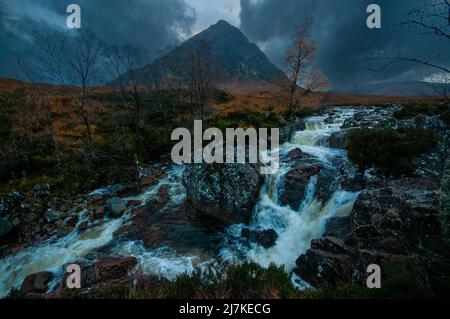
[48,258,450,299]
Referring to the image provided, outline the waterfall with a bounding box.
[221,108,359,271]
[0,107,360,297]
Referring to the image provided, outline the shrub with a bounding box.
[394,103,450,125]
[346,128,439,177]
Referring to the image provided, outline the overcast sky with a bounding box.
[0,0,448,89]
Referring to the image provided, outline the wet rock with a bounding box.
[33,184,51,198]
[280,118,306,143]
[315,167,339,203]
[0,217,14,238]
[280,152,322,210]
[329,131,348,149]
[93,206,106,219]
[350,178,441,254]
[183,163,263,224]
[413,143,446,177]
[106,197,127,217]
[324,216,351,239]
[20,271,54,295]
[241,228,278,248]
[295,237,354,286]
[339,163,365,192]
[79,257,138,287]
[78,220,89,232]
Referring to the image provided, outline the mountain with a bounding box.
[142,20,288,85]
[336,81,449,97]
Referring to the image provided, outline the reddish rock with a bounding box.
[80,257,138,287]
[20,271,54,295]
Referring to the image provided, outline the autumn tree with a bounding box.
[284,20,317,115]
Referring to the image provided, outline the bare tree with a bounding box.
[186,41,214,120]
[367,0,449,96]
[303,68,331,95]
[27,28,104,142]
[284,20,316,115]
[104,44,149,141]
[18,61,61,170]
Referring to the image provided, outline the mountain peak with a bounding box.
[138,20,288,84]
[214,19,232,27]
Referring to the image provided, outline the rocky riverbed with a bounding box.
[0,105,449,298]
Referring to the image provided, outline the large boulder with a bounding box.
[279,149,322,210]
[295,177,444,287]
[329,131,348,149]
[183,163,264,224]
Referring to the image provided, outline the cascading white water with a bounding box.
[0,107,360,297]
[220,108,359,271]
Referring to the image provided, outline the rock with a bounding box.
[106,197,127,217]
[329,131,348,149]
[20,271,54,295]
[0,192,25,215]
[279,150,322,210]
[324,216,351,239]
[280,118,306,144]
[44,209,62,223]
[0,217,14,238]
[78,257,138,288]
[295,237,353,286]
[33,184,51,198]
[183,163,263,224]
[78,220,89,231]
[349,178,441,254]
[241,228,278,248]
[93,206,106,219]
[315,167,339,203]
[339,163,365,192]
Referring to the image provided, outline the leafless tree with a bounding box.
[27,28,104,142]
[367,0,449,96]
[186,41,215,120]
[284,20,316,115]
[104,44,149,140]
[303,68,331,95]
[17,60,61,169]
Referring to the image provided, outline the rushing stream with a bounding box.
[0,107,360,297]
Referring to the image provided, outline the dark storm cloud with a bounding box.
[0,0,196,77]
[239,0,450,89]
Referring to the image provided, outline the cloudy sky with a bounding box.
[0,0,448,90]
